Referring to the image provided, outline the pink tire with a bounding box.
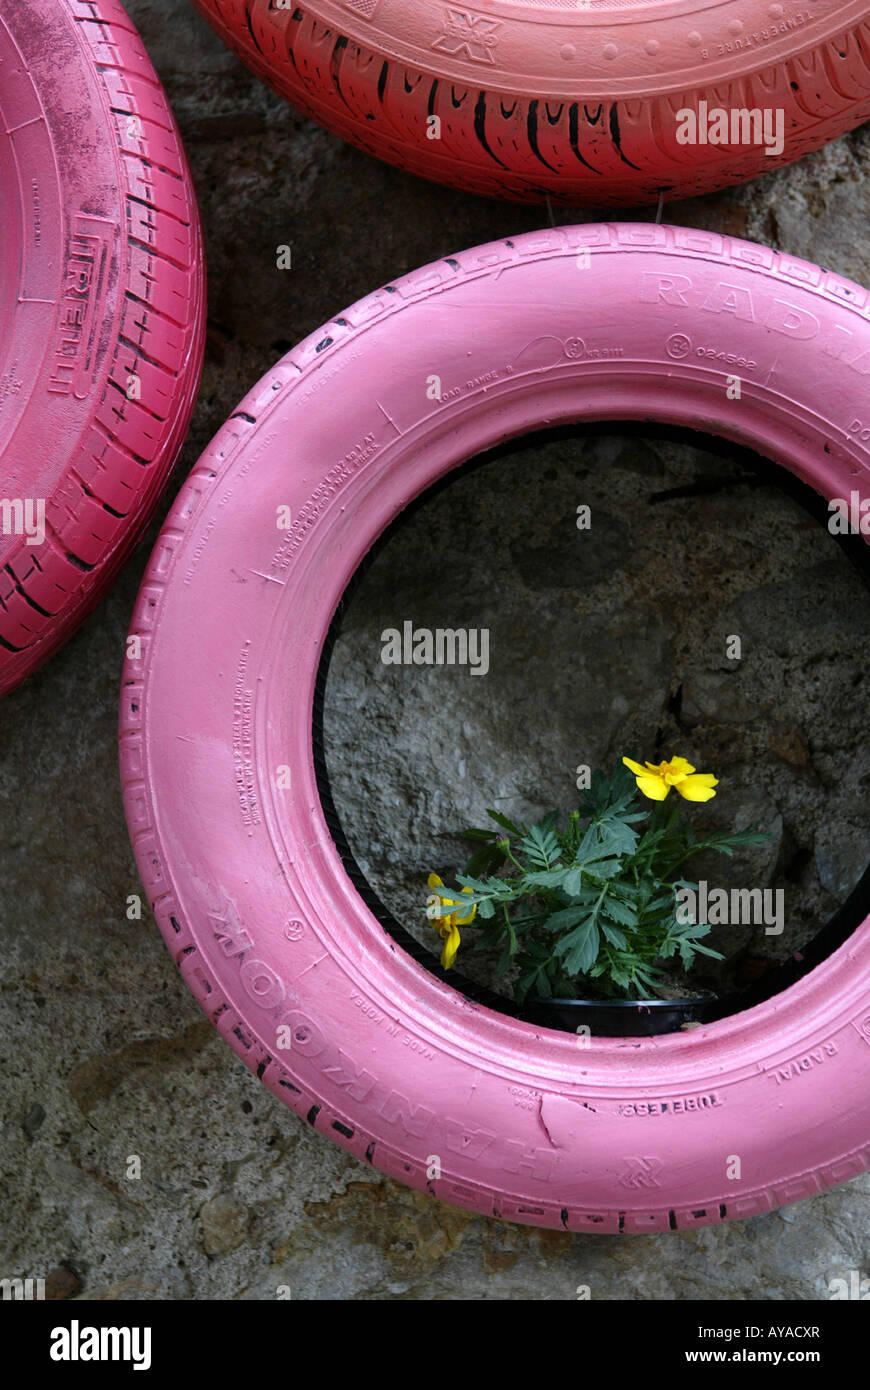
[0,0,205,697]
[121,224,870,1232]
[191,0,870,205]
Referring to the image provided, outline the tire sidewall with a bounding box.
[247,0,870,98]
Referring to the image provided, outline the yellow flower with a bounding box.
[425,872,476,969]
[622,755,718,803]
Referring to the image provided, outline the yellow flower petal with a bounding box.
[623,752,716,801]
[441,924,461,969]
[675,773,718,802]
[666,756,696,776]
[636,774,671,801]
[427,872,444,890]
[622,756,647,777]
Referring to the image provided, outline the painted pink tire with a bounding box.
[121,224,870,1233]
[0,0,205,697]
[191,0,870,205]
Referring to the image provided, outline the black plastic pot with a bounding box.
[526,991,718,1037]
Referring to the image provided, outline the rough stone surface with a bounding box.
[199,1194,250,1257]
[324,436,869,989]
[1,0,869,1301]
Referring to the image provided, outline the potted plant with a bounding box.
[424,755,770,1036]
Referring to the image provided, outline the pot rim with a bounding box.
[533,991,718,1009]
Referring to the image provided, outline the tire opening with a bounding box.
[313,422,870,1032]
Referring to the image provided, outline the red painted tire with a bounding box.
[191,0,870,205]
[0,0,205,697]
[121,225,870,1232]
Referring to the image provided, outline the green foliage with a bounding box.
[437,759,770,1002]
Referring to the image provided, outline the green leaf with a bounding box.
[647,891,676,913]
[541,905,590,934]
[577,759,642,823]
[554,918,601,975]
[582,856,622,881]
[496,941,514,976]
[692,825,771,859]
[572,828,622,871]
[456,873,513,895]
[600,920,627,949]
[610,881,640,903]
[464,842,506,878]
[518,824,561,870]
[486,809,524,835]
[603,896,638,927]
[524,867,570,890]
[515,967,543,1003]
[593,815,642,858]
[472,919,503,952]
[562,866,586,898]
